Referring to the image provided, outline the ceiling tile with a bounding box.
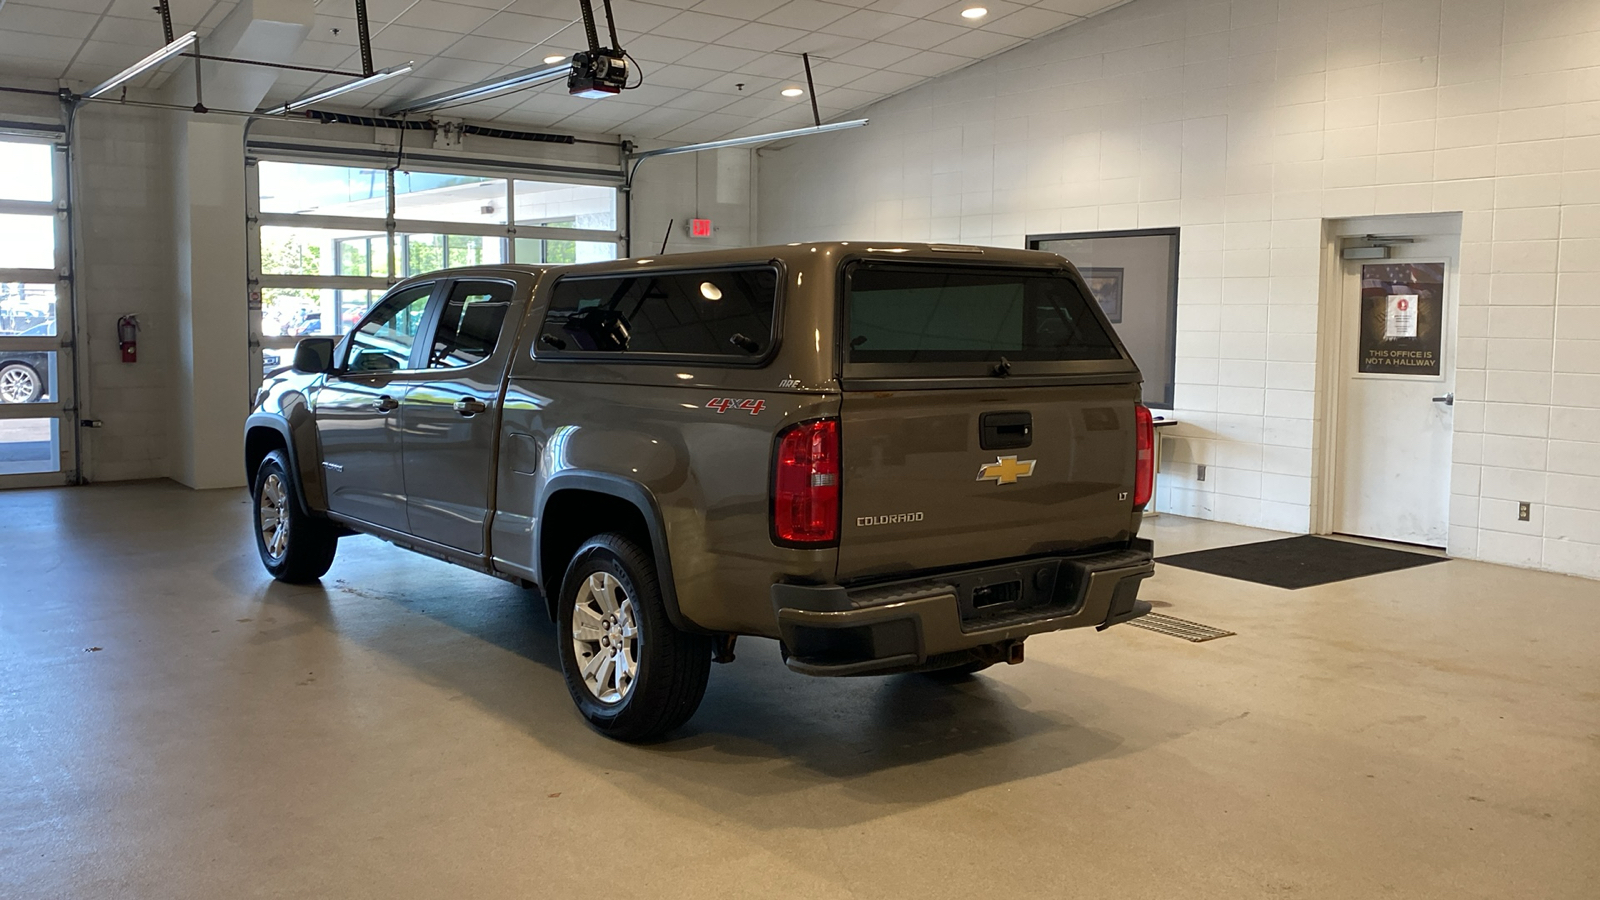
[625,34,706,65]
[777,31,867,58]
[689,0,790,18]
[593,1,684,32]
[829,40,922,68]
[879,18,968,50]
[661,90,740,112]
[440,35,536,64]
[475,12,573,45]
[0,3,104,40]
[717,22,809,53]
[983,6,1082,37]
[674,43,764,70]
[805,60,877,87]
[1029,0,1115,17]
[818,9,914,41]
[870,0,953,16]
[651,11,745,42]
[399,2,498,34]
[759,0,857,30]
[935,27,1025,58]
[697,72,781,96]
[367,24,461,56]
[885,48,971,75]
[635,64,723,90]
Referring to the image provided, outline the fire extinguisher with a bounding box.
[118,315,138,363]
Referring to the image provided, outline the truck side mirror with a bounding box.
[292,337,337,375]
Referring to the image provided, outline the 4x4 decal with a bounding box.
[707,398,766,416]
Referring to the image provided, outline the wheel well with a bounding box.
[244,427,288,490]
[539,489,654,620]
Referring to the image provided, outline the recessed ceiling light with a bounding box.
[781,87,805,97]
[961,6,988,19]
[543,54,566,64]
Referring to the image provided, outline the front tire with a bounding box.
[252,449,338,583]
[556,533,712,742]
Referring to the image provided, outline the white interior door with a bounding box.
[1334,234,1458,547]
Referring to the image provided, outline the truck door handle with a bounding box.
[1432,392,1454,406]
[372,395,399,413]
[454,397,488,417]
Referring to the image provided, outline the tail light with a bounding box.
[772,418,840,545]
[1134,404,1154,509]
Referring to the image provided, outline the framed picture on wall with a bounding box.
[1080,267,1124,323]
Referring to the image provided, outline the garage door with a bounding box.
[0,138,74,487]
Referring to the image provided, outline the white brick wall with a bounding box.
[758,0,1600,579]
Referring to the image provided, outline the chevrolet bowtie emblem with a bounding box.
[977,455,1037,485]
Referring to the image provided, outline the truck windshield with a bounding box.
[844,264,1121,364]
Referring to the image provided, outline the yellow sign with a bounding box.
[977,455,1037,485]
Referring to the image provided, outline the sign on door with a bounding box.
[1358,262,1444,376]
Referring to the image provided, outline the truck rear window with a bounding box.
[845,264,1121,363]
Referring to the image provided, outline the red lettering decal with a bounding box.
[739,399,766,416]
[706,398,736,414]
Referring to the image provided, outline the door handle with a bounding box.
[454,397,488,417]
[1432,392,1455,406]
[372,395,399,413]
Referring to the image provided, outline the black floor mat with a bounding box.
[1157,534,1445,589]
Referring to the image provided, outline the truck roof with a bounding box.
[397,242,1074,286]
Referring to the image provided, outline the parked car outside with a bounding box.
[0,322,51,404]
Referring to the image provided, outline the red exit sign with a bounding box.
[688,218,712,238]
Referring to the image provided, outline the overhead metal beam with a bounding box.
[629,118,869,161]
[381,60,569,117]
[86,31,198,99]
[262,62,412,115]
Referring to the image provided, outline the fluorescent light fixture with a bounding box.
[264,62,413,115]
[86,30,198,99]
[382,61,569,116]
[630,118,869,160]
[543,55,568,64]
[961,7,988,18]
[781,87,805,97]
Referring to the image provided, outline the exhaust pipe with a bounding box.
[1006,640,1025,665]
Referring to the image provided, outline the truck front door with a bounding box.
[315,282,436,533]
[400,278,519,556]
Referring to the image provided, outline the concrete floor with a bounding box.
[2,481,1597,899]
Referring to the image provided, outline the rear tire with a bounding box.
[252,449,338,583]
[556,533,712,742]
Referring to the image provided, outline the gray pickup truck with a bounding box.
[245,242,1156,741]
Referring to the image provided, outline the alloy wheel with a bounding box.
[0,366,38,403]
[258,473,289,561]
[571,571,640,704]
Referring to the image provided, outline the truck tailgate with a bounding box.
[836,383,1138,581]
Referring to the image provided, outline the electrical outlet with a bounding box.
[1197,464,1207,482]
[1518,501,1531,522]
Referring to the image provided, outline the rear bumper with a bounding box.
[770,539,1155,676]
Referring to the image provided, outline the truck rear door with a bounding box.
[834,260,1145,582]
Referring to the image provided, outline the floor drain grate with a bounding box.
[1129,613,1235,642]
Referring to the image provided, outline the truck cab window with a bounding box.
[427,281,514,369]
[345,283,433,372]
[542,267,778,358]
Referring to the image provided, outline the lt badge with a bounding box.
[977,455,1036,486]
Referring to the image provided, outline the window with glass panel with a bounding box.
[251,157,619,377]
[0,138,66,476]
